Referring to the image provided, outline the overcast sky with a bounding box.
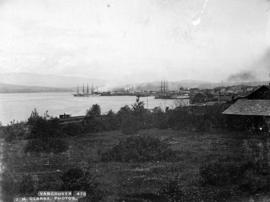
[0,0,270,83]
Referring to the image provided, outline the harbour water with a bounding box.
[0,92,187,125]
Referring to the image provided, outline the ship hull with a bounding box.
[73,94,100,97]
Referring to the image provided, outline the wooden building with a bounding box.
[223,85,270,170]
[223,85,270,133]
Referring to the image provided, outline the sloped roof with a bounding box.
[223,99,270,116]
[233,85,270,101]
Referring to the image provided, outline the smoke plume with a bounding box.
[227,71,257,82]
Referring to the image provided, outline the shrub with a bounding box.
[61,123,83,136]
[120,115,140,135]
[18,175,35,196]
[24,138,68,154]
[83,104,106,133]
[62,168,103,201]
[2,171,18,202]
[117,98,150,134]
[27,108,42,126]
[117,105,132,121]
[3,122,28,142]
[200,159,248,186]
[28,117,62,139]
[118,104,141,135]
[83,117,105,133]
[167,104,229,131]
[103,110,120,131]
[101,136,178,162]
[158,179,184,202]
[200,157,270,196]
[86,104,101,117]
[152,107,168,129]
[226,115,252,131]
[158,179,241,202]
[37,174,63,191]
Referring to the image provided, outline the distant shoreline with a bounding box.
[0,90,72,94]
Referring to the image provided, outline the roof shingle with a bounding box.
[223,99,270,116]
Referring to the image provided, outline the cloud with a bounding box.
[0,0,268,84]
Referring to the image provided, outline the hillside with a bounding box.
[2,129,244,201]
[0,73,104,88]
[0,83,72,93]
[122,80,270,91]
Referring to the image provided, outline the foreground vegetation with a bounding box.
[1,98,270,201]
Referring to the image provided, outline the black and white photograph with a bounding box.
[1,0,270,201]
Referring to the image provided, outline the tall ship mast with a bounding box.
[73,83,100,97]
[91,84,94,95]
[155,80,172,99]
[87,84,89,94]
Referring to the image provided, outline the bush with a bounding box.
[167,104,229,131]
[24,138,68,154]
[86,104,101,117]
[18,175,35,196]
[2,171,18,202]
[62,168,103,201]
[28,117,62,139]
[158,179,241,202]
[117,105,139,135]
[61,123,83,136]
[103,110,120,131]
[117,98,150,134]
[101,136,178,162]
[158,179,184,202]
[200,159,248,186]
[200,157,270,196]
[120,115,140,135]
[152,107,169,129]
[83,104,106,133]
[3,122,28,142]
[37,174,63,191]
[27,108,42,126]
[83,117,105,133]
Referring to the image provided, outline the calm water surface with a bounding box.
[0,92,182,125]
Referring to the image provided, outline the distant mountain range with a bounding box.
[123,80,270,91]
[0,73,104,88]
[0,72,269,93]
[0,83,72,93]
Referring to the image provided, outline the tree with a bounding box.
[28,117,62,139]
[83,104,104,133]
[27,108,42,126]
[25,110,68,154]
[191,93,207,104]
[131,97,148,130]
[86,104,101,117]
[117,105,132,123]
[132,96,146,116]
[152,107,168,129]
[104,110,120,130]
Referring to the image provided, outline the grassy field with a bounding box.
[3,129,246,201]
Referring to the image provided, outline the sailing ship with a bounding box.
[155,81,190,100]
[73,84,99,97]
[155,81,172,99]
